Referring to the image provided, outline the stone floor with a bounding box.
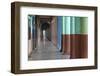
[28,38,70,60]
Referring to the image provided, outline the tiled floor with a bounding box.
[28,38,70,60]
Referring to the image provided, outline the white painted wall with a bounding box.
[0,0,100,76]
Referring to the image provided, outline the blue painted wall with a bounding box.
[57,16,62,50]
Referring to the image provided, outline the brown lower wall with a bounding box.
[62,35,70,55]
[62,34,88,59]
[80,35,88,58]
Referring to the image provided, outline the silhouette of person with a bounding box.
[41,22,50,31]
[41,22,50,40]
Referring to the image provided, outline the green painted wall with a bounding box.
[75,17,81,34]
[80,17,88,34]
[62,16,88,35]
[70,17,75,34]
[65,16,71,34]
[62,16,66,34]
[62,16,71,34]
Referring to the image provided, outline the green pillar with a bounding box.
[75,17,81,34]
[62,16,71,35]
[70,17,75,34]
